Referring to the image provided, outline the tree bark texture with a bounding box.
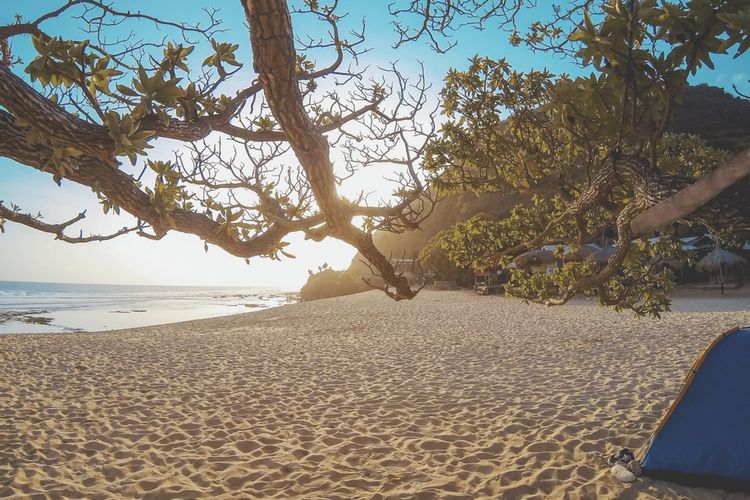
[0,110,293,257]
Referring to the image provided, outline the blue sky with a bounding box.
[1,1,747,288]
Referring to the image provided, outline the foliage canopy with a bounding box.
[0,0,749,312]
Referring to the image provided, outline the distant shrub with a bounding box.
[300,270,369,301]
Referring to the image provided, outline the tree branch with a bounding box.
[631,148,750,236]
[0,109,309,258]
[0,202,139,243]
[0,65,114,160]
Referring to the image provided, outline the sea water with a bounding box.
[0,280,291,334]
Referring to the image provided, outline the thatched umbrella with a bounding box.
[696,248,747,276]
[696,247,747,293]
[563,244,601,263]
[650,257,684,273]
[512,249,557,269]
[587,245,617,265]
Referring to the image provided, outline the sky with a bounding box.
[0,1,747,289]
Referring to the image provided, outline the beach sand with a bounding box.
[1,289,749,499]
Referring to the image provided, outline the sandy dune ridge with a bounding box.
[1,290,749,499]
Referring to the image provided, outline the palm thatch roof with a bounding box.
[586,245,617,265]
[512,249,557,269]
[563,244,601,263]
[696,248,748,273]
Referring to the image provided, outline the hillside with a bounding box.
[344,191,529,278]
[670,84,750,153]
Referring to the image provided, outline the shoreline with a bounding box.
[1,290,748,498]
[0,303,286,335]
[0,281,295,334]
[1,285,747,336]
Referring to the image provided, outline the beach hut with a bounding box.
[680,234,714,251]
[695,247,747,288]
[647,258,685,286]
[654,258,684,272]
[473,268,505,294]
[638,326,750,490]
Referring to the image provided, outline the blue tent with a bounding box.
[639,326,750,490]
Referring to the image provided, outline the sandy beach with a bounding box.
[1,290,749,499]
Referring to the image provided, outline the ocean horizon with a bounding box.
[0,280,292,334]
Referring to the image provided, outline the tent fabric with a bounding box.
[640,327,750,489]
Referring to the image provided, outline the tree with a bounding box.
[1,1,749,311]
[0,0,440,300]
[423,0,750,315]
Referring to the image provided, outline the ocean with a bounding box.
[0,280,292,334]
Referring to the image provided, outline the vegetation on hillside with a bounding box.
[418,5,750,315]
[311,84,747,304]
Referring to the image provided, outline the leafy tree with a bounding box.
[418,235,459,280]
[1,1,749,311]
[0,0,439,300]
[423,0,750,315]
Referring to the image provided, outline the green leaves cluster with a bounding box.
[295,54,316,75]
[565,0,750,143]
[97,193,120,216]
[160,43,195,74]
[198,193,276,246]
[125,67,183,114]
[423,196,562,271]
[143,160,192,228]
[26,35,122,94]
[104,111,155,165]
[18,20,315,260]
[25,33,245,167]
[20,119,82,184]
[427,58,566,195]
[510,22,563,48]
[507,237,686,317]
[571,0,749,73]
[657,132,730,177]
[425,0,749,315]
[202,39,241,76]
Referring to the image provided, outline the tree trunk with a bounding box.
[631,148,750,236]
[242,0,416,299]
